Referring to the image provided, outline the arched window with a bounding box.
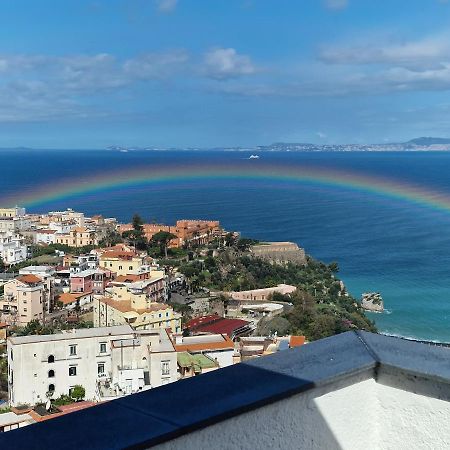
[48,384,55,392]
[48,370,55,378]
[48,355,55,363]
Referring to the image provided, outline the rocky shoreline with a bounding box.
[361,292,384,313]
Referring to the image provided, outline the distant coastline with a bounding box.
[105,137,450,153]
[3,136,450,153]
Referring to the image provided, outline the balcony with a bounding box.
[3,331,450,449]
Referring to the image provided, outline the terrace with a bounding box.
[2,331,450,449]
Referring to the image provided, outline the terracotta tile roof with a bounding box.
[37,229,56,234]
[0,322,8,328]
[98,297,171,315]
[289,335,306,348]
[16,274,42,285]
[174,335,235,352]
[58,292,92,305]
[186,314,249,337]
[100,250,137,260]
[73,227,89,233]
[115,274,141,283]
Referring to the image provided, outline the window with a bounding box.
[129,266,132,271]
[99,342,107,353]
[48,384,55,392]
[118,265,122,270]
[161,361,170,376]
[48,370,55,378]
[69,345,77,356]
[69,366,77,376]
[98,363,105,375]
[47,355,54,363]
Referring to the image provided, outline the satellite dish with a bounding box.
[45,400,51,411]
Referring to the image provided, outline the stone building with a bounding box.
[250,242,306,265]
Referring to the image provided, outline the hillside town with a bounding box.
[0,206,329,431]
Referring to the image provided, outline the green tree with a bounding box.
[150,231,176,258]
[0,257,5,273]
[122,214,147,250]
[70,385,85,402]
[132,214,144,234]
[99,229,123,247]
[235,238,259,251]
[328,262,339,273]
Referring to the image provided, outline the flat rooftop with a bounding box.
[4,331,450,449]
[8,324,134,345]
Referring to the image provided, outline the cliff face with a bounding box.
[361,292,384,313]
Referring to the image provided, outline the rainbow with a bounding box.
[2,161,450,215]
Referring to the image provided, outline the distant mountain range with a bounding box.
[107,137,450,152]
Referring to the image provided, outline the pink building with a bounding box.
[70,269,114,295]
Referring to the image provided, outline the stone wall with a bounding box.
[250,242,306,265]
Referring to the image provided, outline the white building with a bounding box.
[35,229,56,245]
[47,209,85,227]
[0,217,31,233]
[0,232,27,265]
[172,333,236,369]
[7,325,178,407]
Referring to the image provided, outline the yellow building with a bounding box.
[98,249,146,276]
[0,207,26,218]
[55,227,98,248]
[93,297,181,333]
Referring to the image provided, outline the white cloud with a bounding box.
[123,50,189,79]
[320,36,450,70]
[0,50,191,122]
[324,0,348,11]
[203,48,257,80]
[156,0,178,13]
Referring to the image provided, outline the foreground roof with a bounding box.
[3,331,450,449]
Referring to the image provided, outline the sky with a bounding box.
[1,0,450,148]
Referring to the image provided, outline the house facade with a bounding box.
[7,325,178,406]
[0,275,44,326]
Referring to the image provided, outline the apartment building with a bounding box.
[7,325,178,406]
[55,227,98,248]
[93,297,181,333]
[0,232,27,265]
[0,275,44,326]
[98,247,147,276]
[0,216,31,233]
[70,268,114,295]
[108,270,167,303]
[19,266,55,313]
[62,253,99,273]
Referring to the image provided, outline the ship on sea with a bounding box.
[249,154,260,159]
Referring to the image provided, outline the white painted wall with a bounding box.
[204,349,234,369]
[152,373,450,450]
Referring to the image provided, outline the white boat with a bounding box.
[249,154,260,159]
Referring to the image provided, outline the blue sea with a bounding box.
[2,149,450,342]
